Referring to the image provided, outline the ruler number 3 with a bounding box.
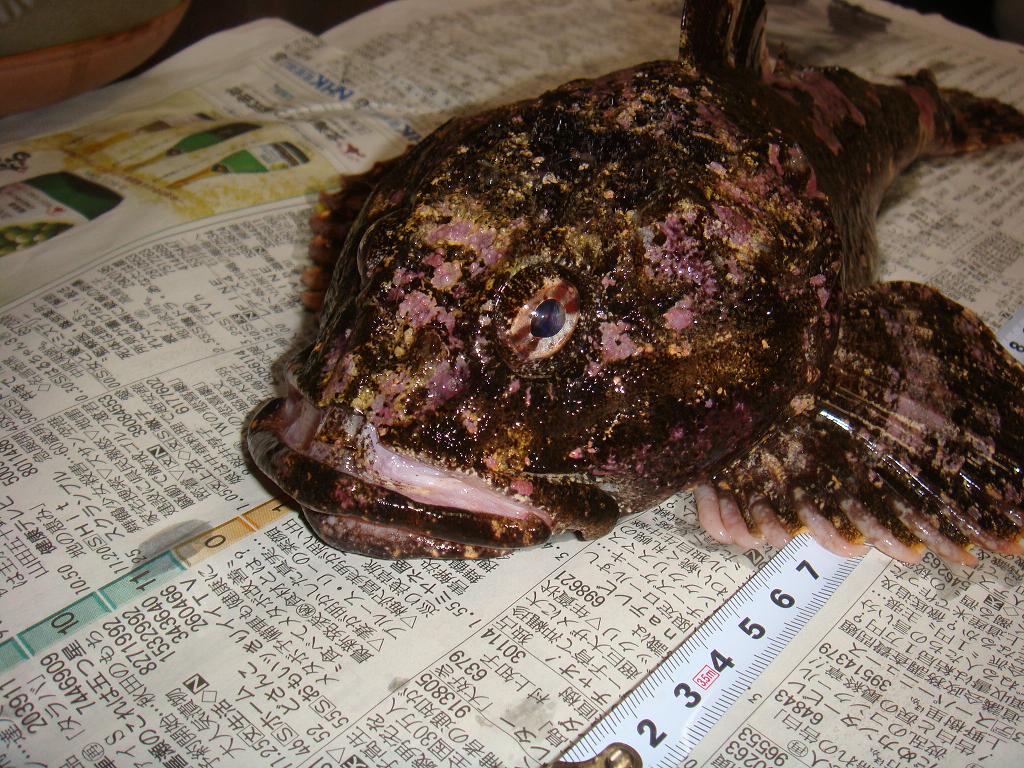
[633,559,821,751]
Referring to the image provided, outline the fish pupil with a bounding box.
[530,299,566,338]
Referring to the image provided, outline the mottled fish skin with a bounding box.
[247,0,1024,560]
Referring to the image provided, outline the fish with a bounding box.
[246,0,1024,563]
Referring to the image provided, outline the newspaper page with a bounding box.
[0,1,1021,767]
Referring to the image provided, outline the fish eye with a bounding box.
[505,278,579,361]
[531,299,566,338]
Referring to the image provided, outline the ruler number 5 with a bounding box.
[739,616,765,639]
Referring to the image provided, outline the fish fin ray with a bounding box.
[679,0,768,76]
[901,70,1024,155]
[303,157,408,312]
[821,282,1024,554]
[711,282,1023,563]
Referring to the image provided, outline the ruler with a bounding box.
[997,305,1024,364]
[554,535,860,768]
[0,499,291,673]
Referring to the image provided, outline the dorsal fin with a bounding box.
[679,0,769,76]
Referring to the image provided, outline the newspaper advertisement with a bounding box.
[0,1,1022,766]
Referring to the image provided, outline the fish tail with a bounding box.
[703,282,1024,564]
[902,70,1024,156]
[940,85,1024,153]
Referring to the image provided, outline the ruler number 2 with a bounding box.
[637,680,703,747]
[637,719,667,747]
[632,557,821,752]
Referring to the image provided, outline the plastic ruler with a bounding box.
[554,535,860,767]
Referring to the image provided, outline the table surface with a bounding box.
[134,0,997,79]
[126,0,390,78]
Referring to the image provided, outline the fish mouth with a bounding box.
[246,387,553,559]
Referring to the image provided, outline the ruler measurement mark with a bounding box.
[555,536,857,766]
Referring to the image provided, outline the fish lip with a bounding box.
[246,390,553,553]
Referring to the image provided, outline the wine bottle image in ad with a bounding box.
[169,141,310,188]
[74,113,215,155]
[124,122,261,171]
[0,172,123,257]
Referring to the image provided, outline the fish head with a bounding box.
[247,65,841,557]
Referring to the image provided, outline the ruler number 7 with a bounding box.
[797,559,819,579]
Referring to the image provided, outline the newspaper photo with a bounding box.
[0,1,1022,766]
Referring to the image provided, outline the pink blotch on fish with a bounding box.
[664,296,695,331]
[809,273,830,308]
[768,143,784,176]
[769,69,866,154]
[510,478,534,497]
[426,356,469,406]
[369,371,414,425]
[711,203,751,246]
[600,321,639,363]
[397,290,456,334]
[431,261,463,291]
[644,212,710,282]
[460,410,479,435]
[426,220,504,267]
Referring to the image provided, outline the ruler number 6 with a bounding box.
[770,588,795,608]
[765,559,819,612]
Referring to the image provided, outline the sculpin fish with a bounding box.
[247,0,1024,563]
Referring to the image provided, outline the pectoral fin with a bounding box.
[703,281,1024,564]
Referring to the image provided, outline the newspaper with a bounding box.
[0,1,1022,766]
